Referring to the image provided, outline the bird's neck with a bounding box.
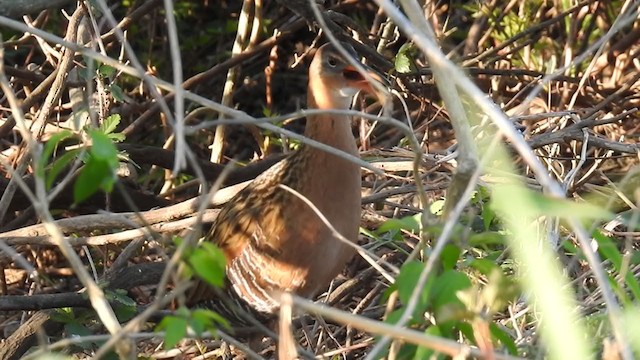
[303,113,355,152]
[304,83,356,152]
[276,84,361,239]
[280,86,359,205]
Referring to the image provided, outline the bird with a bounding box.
[187,42,383,324]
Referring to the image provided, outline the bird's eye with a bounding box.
[327,57,338,67]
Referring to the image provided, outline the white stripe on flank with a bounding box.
[227,245,279,314]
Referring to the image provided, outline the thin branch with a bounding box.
[286,293,525,360]
[0,5,132,357]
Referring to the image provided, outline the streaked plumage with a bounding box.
[188,43,381,323]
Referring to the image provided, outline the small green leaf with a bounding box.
[383,308,403,325]
[113,303,137,322]
[89,130,118,165]
[64,321,93,349]
[440,244,461,271]
[394,43,419,74]
[414,326,445,359]
[73,157,113,203]
[457,321,475,343]
[481,203,496,230]
[491,186,614,221]
[100,114,121,135]
[431,270,472,315]
[98,64,116,79]
[38,130,74,179]
[395,53,411,74]
[489,322,518,355]
[108,84,125,102]
[188,242,227,288]
[395,261,432,319]
[593,230,622,266]
[191,308,230,332]
[430,199,445,215]
[394,343,417,359]
[225,19,238,33]
[468,231,506,247]
[105,289,136,307]
[73,129,120,203]
[46,149,80,191]
[156,316,187,349]
[397,262,425,304]
[377,214,421,234]
[467,258,498,276]
[593,230,640,301]
[77,67,93,81]
[45,149,81,190]
[40,130,73,165]
[50,307,76,323]
[108,132,126,142]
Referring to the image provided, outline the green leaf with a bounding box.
[89,130,118,165]
[29,353,74,360]
[593,230,640,301]
[432,270,472,308]
[440,244,461,271]
[73,129,120,203]
[38,130,74,180]
[73,157,113,203]
[105,289,136,307]
[481,202,496,230]
[156,316,187,349]
[489,322,518,355]
[431,270,472,317]
[396,261,424,304]
[50,307,76,323]
[108,84,125,103]
[77,67,93,82]
[491,186,614,221]
[468,231,506,247]
[430,199,445,215]
[98,64,116,79]
[225,19,238,33]
[40,130,73,166]
[457,321,475,343]
[594,230,622,266]
[395,261,432,319]
[191,308,230,332]
[108,132,126,142]
[467,258,498,276]
[100,114,121,135]
[383,308,403,325]
[46,149,80,191]
[377,214,421,234]
[394,43,419,74]
[113,303,137,322]
[394,343,417,359]
[188,242,227,288]
[413,326,445,360]
[64,321,94,349]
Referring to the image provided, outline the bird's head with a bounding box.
[308,43,385,110]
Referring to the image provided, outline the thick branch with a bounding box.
[0,0,74,18]
[0,262,166,360]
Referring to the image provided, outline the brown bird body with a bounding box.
[188,43,380,321]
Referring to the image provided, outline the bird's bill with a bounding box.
[342,64,385,94]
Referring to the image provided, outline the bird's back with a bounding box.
[186,42,380,324]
